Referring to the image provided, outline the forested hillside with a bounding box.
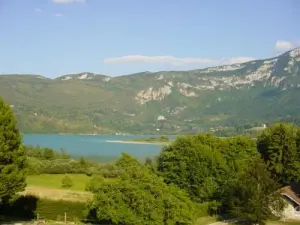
[0,48,299,134]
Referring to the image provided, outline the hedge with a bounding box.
[36,198,86,221]
[0,195,86,222]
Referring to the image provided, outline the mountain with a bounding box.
[1,48,300,134]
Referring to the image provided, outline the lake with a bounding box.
[23,134,167,162]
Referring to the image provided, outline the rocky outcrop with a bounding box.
[135,85,172,104]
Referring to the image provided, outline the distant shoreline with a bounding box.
[105,140,167,145]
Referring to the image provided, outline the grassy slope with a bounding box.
[27,174,90,191]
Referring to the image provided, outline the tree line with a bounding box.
[1,97,300,224]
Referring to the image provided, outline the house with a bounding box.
[280,184,300,221]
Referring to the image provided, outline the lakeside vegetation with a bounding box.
[2,97,300,224]
[122,135,171,144]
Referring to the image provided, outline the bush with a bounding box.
[87,154,196,225]
[61,175,73,188]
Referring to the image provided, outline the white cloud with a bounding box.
[54,13,64,17]
[34,8,43,13]
[104,55,255,66]
[52,0,86,4]
[222,57,256,64]
[275,40,295,52]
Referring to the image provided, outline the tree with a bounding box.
[144,157,153,166]
[61,175,73,188]
[79,156,87,166]
[224,136,260,173]
[0,98,26,204]
[159,135,169,142]
[157,135,229,202]
[222,160,285,225]
[257,123,300,185]
[59,148,70,159]
[43,148,56,160]
[86,153,196,225]
[297,128,300,153]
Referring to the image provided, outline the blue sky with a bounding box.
[0,0,299,78]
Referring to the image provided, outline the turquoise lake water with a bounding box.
[23,134,168,162]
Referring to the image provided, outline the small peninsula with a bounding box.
[107,136,172,145]
[125,135,171,144]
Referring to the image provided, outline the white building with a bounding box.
[157,115,166,121]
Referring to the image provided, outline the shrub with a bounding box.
[61,175,73,188]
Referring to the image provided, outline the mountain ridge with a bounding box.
[0,47,300,134]
[3,47,299,80]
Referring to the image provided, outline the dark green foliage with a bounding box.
[297,129,300,151]
[24,146,102,175]
[222,160,285,225]
[61,175,73,188]
[36,198,85,221]
[223,136,260,173]
[94,164,124,178]
[0,195,37,220]
[130,136,170,143]
[157,132,269,222]
[157,134,229,202]
[0,195,85,221]
[24,145,70,160]
[86,153,196,225]
[144,157,153,166]
[0,97,26,204]
[257,123,300,185]
[27,158,92,175]
[85,175,105,192]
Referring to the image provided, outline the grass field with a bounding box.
[195,216,217,225]
[23,174,92,202]
[27,174,90,191]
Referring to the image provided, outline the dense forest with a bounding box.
[1,97,300,225]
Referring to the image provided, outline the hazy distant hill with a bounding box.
[1,48,300,134]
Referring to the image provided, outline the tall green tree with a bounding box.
[157,135,229,202]
[224,136,260,173]
[257,123,300,185]
[223,160,285,225]
[86,153,195,225]
[0,98,26,204]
